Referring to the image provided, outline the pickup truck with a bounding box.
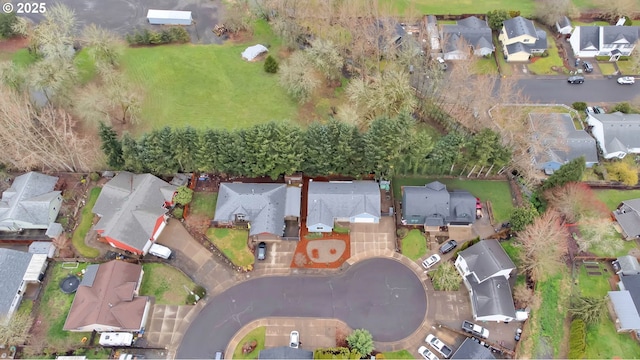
[461,320,489,339]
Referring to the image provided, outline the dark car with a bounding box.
[568,75,584,84]
[582,61,593,73]
[257,242,266,260]
[439,240,458,254]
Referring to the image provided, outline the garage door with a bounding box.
[353,217,375,223]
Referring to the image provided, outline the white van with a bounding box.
[149,243,172,259]
[99,332,134,346]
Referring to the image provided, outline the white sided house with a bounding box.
[586,112,640,159]
[455,240,518,322]
[570,25,639,59]
[306,181,380,233]
[147,9,192,26]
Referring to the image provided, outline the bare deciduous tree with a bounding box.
[0,311,34,345]
[82,24,124,67]
[306,38,343,81]
[544,182,610,223]
[429,261,462,291]
[577,217,623,255]
[279,51,320,103]
[594,0,639,23]
[518,210,569,282]
[534,0,577,27]
[0,85,101,171]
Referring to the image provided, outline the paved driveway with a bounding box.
[350,217,396,254]
[22,0,224,44]
[176,258,427,358]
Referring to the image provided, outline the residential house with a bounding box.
[259,347,314,359]
[607,274,640,333]
[555,16,573,35]
[451,337,496,359]
[441,16,494,60]
[455,240,517,322]
[570,25,639,59]
[306,181,380,233]
[499,16,547,62]
[63,260,150,332]
[586,112,640,159]
[213,183,301,239]
[613,199,640,240]
[0,249,47,321]
[92,172,176,255]
[613,255,640,276]
[529,113,599,174]
[402,181,477,229]
[0,172,62,233]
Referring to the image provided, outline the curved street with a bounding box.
[176,258,427,359]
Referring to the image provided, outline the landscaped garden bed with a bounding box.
[71,187,101,258]
[233,326,266,359]
[205,228,254,268]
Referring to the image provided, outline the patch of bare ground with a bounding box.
[0,37,28,52]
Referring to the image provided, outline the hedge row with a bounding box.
[568,319,586,359]
[313,347,361,359]
[126,27,190,45]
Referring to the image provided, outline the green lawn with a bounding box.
[401,229,427,261]
[616,60,637,75]
[500,239,521,266]
[494,35,513,76]
[381,350,415,359]
[121,28,297,134]
[532,272,570,358]
[139,263,196,305]
[577,264,640,358]
[71,187,101,258]
[473,57,499,75]
[527,36,564,75]
[595,189,640,210]
[190,192,218,218]
[233,326,266,359]
[393,177,514,222]
[74,48,97,85]
[379,0,535,16]
[572,20,609,26]
[39,262,93,351]
[206,227,254,267]
[597,62,617,76]
[11,48,38,67]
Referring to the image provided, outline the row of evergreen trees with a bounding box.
[99,114,511,179]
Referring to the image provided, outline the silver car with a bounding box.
[617,76,635,85]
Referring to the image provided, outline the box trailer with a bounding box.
[147,9,192,25]
[99,332,134,347]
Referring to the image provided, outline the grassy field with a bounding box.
[140,263,196,305]
[401,229,427,260]
[381,350,415,359]
[121,26,297,134]
[597,62,617,76]
[233,326,266,359]
[393,177,514,222]
[531,273,570,358]
[595,189,640,210]
[206,228,254,267]
[616,60,637,75]
[379,0,535,16]
[527,36,564,75]
[577,264,640,358]
[39,262,92,351]
[473,57,499,75]
[74,49,97,85]
[71,187,101,258]
[190,192,218,218]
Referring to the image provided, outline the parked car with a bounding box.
[462,320,489,339]
[439,240,458,254]
[422,254,441,269]
[582,61,594,73]
[593,105,605,114]
[568,75,584,84]
[418,346,439,360]
[617,76,635,85]
[149,243,172,260]
[436,57,447,71]
[425,334,453,358]
[257,242,266,261]
[289,331,299,348]
[585,106,595,114]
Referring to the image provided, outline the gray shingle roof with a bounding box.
[506,42,530,55]
[451,337,496,359]
[557,16,571,29]
[621,274,640,316]
[608,290,640,331]
[0,172,61,230]
[614,199,640,238]
[503,16,537,38]
[402,181,476,226]
[589,112,640,156]
[93,172,176,251]
[214,183,297,237]
[259,347,313,359]
[602,26,640,45]
[442,17,493,55]
[578,26,600,50]
[533,29,548,50]
[467,275,517,319]
[529,113,598,168]
[0,248,33,316]
[459,240,515,282]
[615,255,640,275]
[307,181,380,228]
